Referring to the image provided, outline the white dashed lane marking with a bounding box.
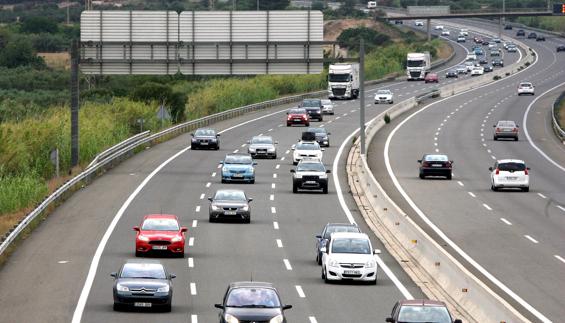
[271,207,277,214]
[557,205,565,213]
[468,192,476,198]
[211,172,216,177]
[273,221,279,230]
[195,206,201,212]
[199,194,205,200]
[217,164,222,169]
[192,220,198,227]
[281,157,285,161]
[233,149,239,153]
[189,237,195,246]
[276,239,283,248]
[457,181,464,187]
[270,194,274,201]
[524,235,539,244]
[285,150,290,154]
[206,182,211,188]
[500,218,512,226]
[276,164,280,169]
[483,203,492,211]
[190,283,197,295]
[309,317,318,323]
[555,255,565,264]
[191,315,198,323]
[295,285,306,298]
[283,259,292,270]
[273,174,277,178]
[241,143,246,147]
[188,258,194,268]
[271,183,276,189]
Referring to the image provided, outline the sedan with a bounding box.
[507,46,518,53]
[483,64,494,72]
[386,299,462,323]
[455,65,467,74]
[214,282,292,323]
[424,73,439,83]
[134,214,187,258]
[557,45,565,52]
[516,29,526,37]
[493,120,519,141]
[492,58,504,67]
[478,58,488,65]
[504,24,513,30]
[292,141,323,165]
[315,223,360,265]
[471,66,484,76]
[441,30,450,36]
[191,128,220,150]
[527,32,537,39]
[307,127,331,147]
[286,108,310,127]
[112,260,175,312]
[418,154,452,180]
[321,99,335,115]
[490,159,530,192]
[374,89,394,104]
[220,153,257,184]
[445,70,458,78]
[247,135,277,159]
[536,35,546,41]
[208,189,252,223]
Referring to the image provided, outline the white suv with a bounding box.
[489,159,530,192]
[321,232,381,284]
[517,82,535,96]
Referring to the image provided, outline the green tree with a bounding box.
[0,38,45,68]
[20,16,58,34]
[337,27,391,52]
[130,82,187,123]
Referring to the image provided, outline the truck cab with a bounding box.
[406,52,431,81]
[328,63,360,99]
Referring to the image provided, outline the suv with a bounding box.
[527,32,537,39]
[290,158,330,194]
[490,159,530,192]
[516,29,525,37]
[300,99,323,121]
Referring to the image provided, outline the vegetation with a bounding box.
[558,94,565,131]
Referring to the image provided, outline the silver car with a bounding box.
[374,89,393,104]
[208,189,252,223]
[247,135,277,159]
[321,99,335,115]
[493,120,519,141]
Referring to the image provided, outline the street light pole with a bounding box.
[359,38,366,155]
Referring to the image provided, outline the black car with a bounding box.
[315,223,360,265]
[492,58,504,67]
[557,45,565,52]
[394,20,403,24]
[290,158,330,194]
[112,260,175,312]
[300,99,323,121]
[418,154,453,179]
[483,64,494,72]
[306,127,331,147]
[516,29,525,37]
[482,40,490,46]
[445,69,458,78]
[504,24,512,30]
[191,128,220,150]
[479,58,488,65]
[215,282,292,323]
[536,35,546,41]
[527,32,537,39]
[208,189,252,223]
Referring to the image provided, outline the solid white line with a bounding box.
[273,221,279,230]
[190,282,197,295]
[276,239,283,248]
[557,205,565,213]
[335,116,341,120]
[206,182,211,188]
[192,220,198,227]
[555,255,565,264]
[537,193,547,199]
[483,203,492,211]
[188,257,194,268]
[189,237,194,246]
[309,317,318,323]
[468,192,476,198]
[457,181,464,187]
[500,218,512,226]
[283,259,292,270]
[271,207,276,214]
[524,235,539,244]
[276,164,280,169]
[270,194,274,201]
[271,183,276,189]
[195,206,201,212]
[199,193,205,200]
[295,285,305,298]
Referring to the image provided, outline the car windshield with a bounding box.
[331,238,371,254]
[225,155,253,164]
[226,288,281,308]
[141,218,179,231]
[498,162,526,171]
[307,127,326,134]
[328,73,351,82]
[377,90,391,95]
[297,162,325,172]
[424,155,448,162]
[120,263,167,279]
[323,225,360,239]
[296,142,320,150]
[195,129,215,136]
[251,137,273,145]
[214,190,246,201]
[289,109,306,114]
[397,305,452,323]
[302,100,321,107]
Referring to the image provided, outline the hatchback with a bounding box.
[286,108,310,126]
[490,159,530,192]
[134,215,187,258]
[386,299,462,323]
[517,82,535,95]
[493,120,519,141]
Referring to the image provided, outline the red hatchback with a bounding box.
[134,214,187,258]
[286,108,310,127]
[424,73,439,83]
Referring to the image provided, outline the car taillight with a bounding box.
[287,115,293,120]
[512,128,518,132]
[495,168,500,175]
[422,162,430,167]
[496,128,500,132]
[524,168,528,175]
[445,162,452,168]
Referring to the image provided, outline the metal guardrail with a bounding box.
[86,130,151,169]
[552,91,565,140]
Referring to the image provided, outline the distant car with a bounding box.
[300,99,323,121]
[208,189,252,223]
[112,260,175,312]
[220,153,257,183]
[536,35,546,41]
[507,46,518,53]
[456,35,466,42]
[473,36,482,43]
[471,66,484,76]
[465,61,475,72]
[291,141,323,165]
[474,48,484,56]
[134,214,187,258]
[517,82,534,95]
[418,154,453,179]
[465,53,477,61]
[488,42,497,50]
[247,135,277,159]
[459,29,469,36]
[191,128,220,150]
[386,299,462,323]
[503,41,516,49]
[483,64,493,72]
[455,65,468,74]
[321,232,380,284]
[493,37,502,43]
[441,30,450,36]
[394,20,403,24]
[490,49,501,56]
[492,58,504,67]
[490,159,530,192]
[516,29,525,37]
[445,70,458,78]
[557,45,565,52]
[290,158,331,194]
[479,57,488,65]
[504,24,513,30]
[286,108,310,127]
[424,73,439,83]
[527,32,537,39]
[321,99,335,115]
[493,120,519,141]
[315,223,361,265]
[307,127,331,147]
[414,20,424,27]
[482,40,490,46]
[214,282,292,323]
[434,25,444,30]
[374,89,394,104]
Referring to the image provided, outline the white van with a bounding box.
[367,1,377,9]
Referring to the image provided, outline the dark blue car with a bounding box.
[220,154,256,184]
[315,223,360,265]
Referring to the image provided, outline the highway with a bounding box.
[0,20,539,323]
[369,18,565,322]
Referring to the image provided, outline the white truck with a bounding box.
[406,52,431,80]
[367,1,377,9]
[328,63,360,99]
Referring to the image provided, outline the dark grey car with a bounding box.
[300,99,323,121]
[112,260,175,312]
[315,223,360,265]
[191,128,220,150]
[306,127,331,147]
[247,135,278,159]
[208,189,252,223]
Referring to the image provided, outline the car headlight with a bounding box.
[268,147,275,152]
[222,167,229,172]
[157,285,170,293]
[210,138,217,142]
[225,314,239,323]
[328,259,339,267]
[294,173,303,179]
[211,205,219,211]
[269,315,284,323]
[138,235,149,242]
[248,148,256,152]
[171,236,182,242]
[242,205,249,212]
[116,283,129,292]
[365,259,376,268]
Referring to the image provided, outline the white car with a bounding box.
[321,232,381,284]
[321,99,334,115]
[488,43,497,49]
[414,20,424,27]
[434,25,444,30]
[464,61,475,72]
[471,66,484,76]
[489,159,530,192]
[291,141,323,165]
[457,35,466,43]
[460,29,469,36]
[374,89,393,104]
[441,30,450,36]
[465,53,477,61]
[517,82,535,95]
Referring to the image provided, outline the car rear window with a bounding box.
[498,162,526,171]
[424,155,448,162]
[121,263,167,279]
[398,305,451,323]
[302,99,321,107]
[226,288,281,308]
[141,218,179,231]
[307,127,326,134]
[289,109,306,114]
[497,121,516,127]
[520,83,532,88]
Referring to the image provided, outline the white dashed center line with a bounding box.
[276,164,280,169]
[281,157,285,161]
[524,235,539,244]
[188,237,195,246]
[195,206,201,212]
[199,194,205,200]
[271,207,277,214]
[206,182,211,188]
[283,259,292,270]
[276,239,283,248]
[190,282,197,295]
[557,205,565,213]
[270,194,274,201]
[483,203,492,211]
[233,149,239,153]
[555,255,565,264]
[191,315,198,323]
[285,150,290,154]
[273,221,279,230]
[295,285,306,298]
[217,164,222,169]
[537,193,547,199]
[192,220,198,227]
[241,143,246,147]
[500,218,512,226]
[309,317,318,323]
[188,257,194,268]
[457,181,464,187]
[211,172,216,177]
[273,174,277,178]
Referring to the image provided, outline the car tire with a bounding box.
[244,216,251,224]
[493,136,498,141]
[305,122,310,126]
[514,137,519,141]
[250,179,255,184]
[316,253,322,265]
[322,267,330,284]
[209,215,216,223]
[215,145,220,150]
[370,277,377,285]
[322,184,328,194]
[177,251,185,258]
[491,184,498,191]
[221,179,226,184]
[446,173,452,180]
[163,304,172,312]
[293,161,298,166]
[522,187,529,192]
[331,112,335,115]
[135,250,142,257]
[286,123,291,127]
[293,183,298,193]
[113,303,122,311]
[419,173,425,179]
[390,101,393,104]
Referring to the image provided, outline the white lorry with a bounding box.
[406,52,431,80]
[328,63,360,99]
[367,1,377,9]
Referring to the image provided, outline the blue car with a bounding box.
[220,154,256,184]
[474,48,484,56]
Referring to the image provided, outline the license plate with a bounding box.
[233,174,243,178]
[343,270,360,275]
[152,245,167,250]
[224,210,237,215]
[431,164,443,167]
[503,129,512,132]
[305,181,317,184]
[200,142,208,145]
[294,119,301,121]
[506,177,518,180]
[134,302,152,308]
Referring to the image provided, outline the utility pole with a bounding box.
[257,0,259,10]
[359,38,366,155]
[70,39,80,169]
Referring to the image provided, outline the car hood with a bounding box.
[223,307,283,321]
[212,200,248,208]
[223,164,253,171]
[314,133,328,139]
[138,230,181,239]
[116,278,169,289]
[328,253,374,263]
[249,144,274,150]
[295,149,322,154]
[288,113,306,118]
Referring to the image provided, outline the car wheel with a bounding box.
[419,173,425,179]
[273,154,277,159]
[305,122,310,126]
[390,101,393,104]
[493,136,497,141]
[250,179,255,184]
[446,173,452,180]
[370,277,377,285]
[135,250,142,257]
[331,112,335,115]
[522,187,529,192]
[293,183,298,193]
[286,123,291,127]
[491,184,498,191]
[322,184,328,194]
[215,145,220,150]
[163,304,172,312]
[244,216,251,224]
[209,215,216,223]
[113,303,122,311]
[221,179,226,184]
[293,161,298,166]
[514,137,519,141]
[177,251,185,258]
[316,253,322,265]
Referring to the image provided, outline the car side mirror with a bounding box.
[315,235,322,239]
[527,167,531,170]
[320,247,327,253]
[290,169,296,173]
[110,272,117,278]
[216,134,220,137]
[385,318,395,323]
[208,197,213,202]
[454,320,462,323]
[253,162,258,165]
[327,132,331,135]
[181,227,188,233]
[326,170,331,174]
[248,198,253,202]
[170,274,176,279]
[374,249,382,254]
[493,125,496,127]
[190,133,194,136]
[282,305,293,310]
[286,111,289,115]
[247,140,251,144]
[219,161,224,164]
[450,161,454,164]
[133,226,140,232]
[214,304,224,309]
[489,167,493,171]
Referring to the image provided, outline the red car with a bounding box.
[134,214,187,258]
[286,108,310,127]
[386,299,462,323]
[424,73,439,83]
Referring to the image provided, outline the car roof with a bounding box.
[229,281,275,289]
[125,259,163,265]
[215,189,246,194]
[330,232,369,239]
[497,159,525,164]
[497,120,516,124]
[144,214,178,220]
[398,299,447,307]
[298,158,323,164]
[519,81,532,85]
[251,135,273,140]
[326,223,359,228]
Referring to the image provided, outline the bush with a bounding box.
[494,75,501,80]
[0,173,48,214]
[384,113,391,124]
[337,27,391,52]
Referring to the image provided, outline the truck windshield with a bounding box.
[329,73,351,82]
[407,60,425,67]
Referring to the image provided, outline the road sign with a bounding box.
[407,6,450,15]
[553,4,565,14]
